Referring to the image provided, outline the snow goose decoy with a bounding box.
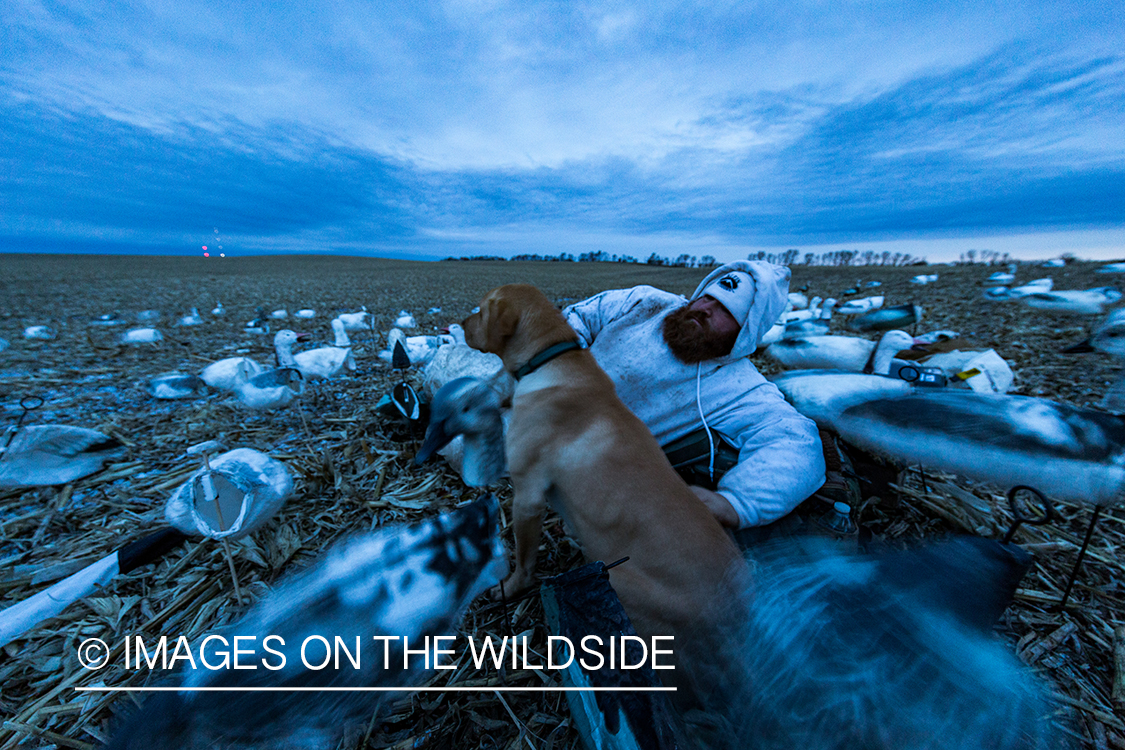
[0,423,127,488]
[780,296,823,325]
[330,317,351,347]
[393,309,417,329]
[294,308,316,319]
[835,295,884,316]
[177,308,203,326]
[269,308,289,320]
[770,370,915,428]
[147,373,208,400]
[89,313,121,326]
[1020,287,1122,315]
[422,324,511,400]
[846,303,923,333]
[765,330,916,374]
[416,376,507,486]
[119,327,163,344]
[1096,262,1125,274]
[136,309,161,323]
[200,356,264,392]
[1005,277,1053,298]
[787,292,809,311]
[235,367,304,410]
[210,302,224,316]
[909,274,939,285]
[337,308,374,331]
[23,326,55,341]
[281,323,356,380]
[106,496,504,750]
[377,328,449,368]
[427,306,442,315]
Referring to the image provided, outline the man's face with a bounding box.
[661,295,741,364]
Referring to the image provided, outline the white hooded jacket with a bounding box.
[563,260,826,528]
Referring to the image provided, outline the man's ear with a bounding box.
[482,295,518,354]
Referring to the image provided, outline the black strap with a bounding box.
[514,341,582,380]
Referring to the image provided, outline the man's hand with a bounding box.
[690,486,739,528]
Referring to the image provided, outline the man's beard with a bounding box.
[661,305,740,364]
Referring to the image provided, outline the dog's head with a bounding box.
[462,284,577,373]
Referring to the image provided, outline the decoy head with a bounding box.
[416,377,504,468]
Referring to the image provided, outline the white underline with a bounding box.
[74,686,675,693]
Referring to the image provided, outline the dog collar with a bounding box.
[514,340,582,380]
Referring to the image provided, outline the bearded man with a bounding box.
[563,260,825,529]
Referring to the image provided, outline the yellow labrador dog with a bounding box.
[461,284,749,718]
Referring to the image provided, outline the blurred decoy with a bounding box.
[393,309,417,328]
[243,320,270,335]
[787,292,809,311]
[986,270,1016,285]
[269,309,288,320]
[210,302,224,316]
[177,308,203,326]
[200,356,264,392]
[0,526,187,648]
[909,274,939,285]
[847,303,923,333]
[147,373,208,400]
[235,367,304,410]
[1020,287,1121,315]
[417,376,507,486]
[1005,277,1053,298]
[0,424,127,488]
[765,330,915,373]
[294,309,316,319]
[864,280,882,288]
[1096,262,1125,274]
[831,389,1125,604]
[120,327,163,344]
[836,295,884,315]
[1042,258,1066,267]
[725,536,1057,750]
[137,309,161,323]
[377,328,450,367]
[106,496,505,750]
[89,313,122,326]
[427,306,442,315]
[780,296,823,324]
[771,370,915,427]
[23,325,55,340]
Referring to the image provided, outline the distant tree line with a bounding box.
[441,249,935,267]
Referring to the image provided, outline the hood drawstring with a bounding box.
[695,362,716,483]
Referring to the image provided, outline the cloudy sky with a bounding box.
[2,1,1123,262]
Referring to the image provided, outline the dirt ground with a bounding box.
[0,254,1122,749]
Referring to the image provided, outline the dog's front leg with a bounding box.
[494,470,549,600]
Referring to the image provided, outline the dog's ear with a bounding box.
[482,295,519,353]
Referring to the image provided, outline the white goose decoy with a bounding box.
[787,292,809,311]
[1042,258,1066,267]
[244,319,270,335]
[278,323,356,380]
[1097,262,1125,274]
[23,326,55,340]
[0,425,128,488]
[269,309,289,320]
[422,324,510,400]
[780,297,823,325]
[136,309,161,323]
[1020,287,1122,315]
[377,328,450,368]
[330,317,351,347]
[211,302,225,316]
[1005,277,1053,298]
[235,367,304,410]
[147,373,208,400]
[770,370,915,428]
[177,308,203,326]
[765,330,916,374]
[986,271,1016,285]
[120,327,163,344]
[836,295,885,316]
[393,310,417,329]
[272,329,351,379]
[107,497,504,750]
[909,274,939,285]
[164,448,293,541]
[89,313,122,326]
[294,309,316,319]
[200,357,264,392]
[427,306,442,315]
[337,309,374,331]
